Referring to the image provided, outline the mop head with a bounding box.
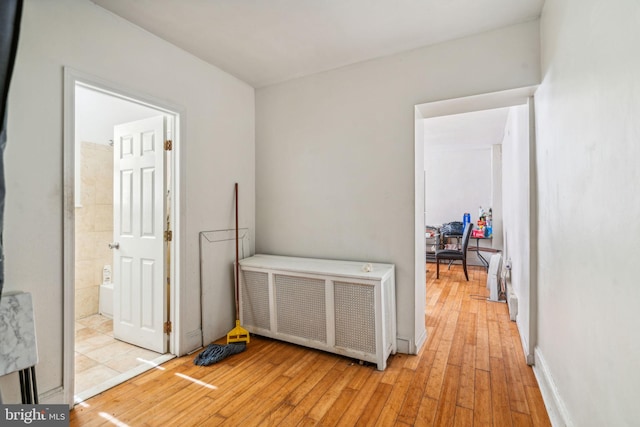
[194,342,247,366]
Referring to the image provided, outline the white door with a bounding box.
[112,116,167,353]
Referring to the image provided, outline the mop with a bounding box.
[194,341,246,366]
[194,183,249,366]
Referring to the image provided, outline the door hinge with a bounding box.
[164,230,172,241]
[164,321,172,334]
[165,140,173,151]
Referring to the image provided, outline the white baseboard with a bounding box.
[181,328,203,356]
[396,337,410,354]
[516,319,535,365]
[413,329,428,354]
[396,327,427,355]
[39,386,64,405]
[533,347,573,427]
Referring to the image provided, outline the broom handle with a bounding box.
[235,183,240,321]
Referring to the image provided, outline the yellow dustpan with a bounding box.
[227,183,250,345]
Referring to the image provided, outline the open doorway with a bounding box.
[414,86,538,364]
[423,107,508,258]
[63,71,181,404]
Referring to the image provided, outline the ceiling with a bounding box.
[424,108,510,149]
[91,0,544,88]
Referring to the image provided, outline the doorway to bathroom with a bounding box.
[64,71,180,404]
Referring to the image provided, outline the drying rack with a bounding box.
[198,228,250,346]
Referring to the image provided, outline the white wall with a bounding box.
[501,104,531,355]
[424,145,492,267]
[76,86,162,147]
[535,0,640,425]
[490,144,503,251]
[256,21,540,353]
[1,0,254,403]
[424,146,492,227]
[75,86,166,207]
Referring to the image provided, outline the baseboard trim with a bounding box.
[516,319,535,365]
[396,327,427,355]
[533,347,572,427]
[181,328,203,356]
[396,337,410,354]
[39,386,63,405]
[413,328,428,354]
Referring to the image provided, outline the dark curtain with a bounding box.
[0,0,24,298]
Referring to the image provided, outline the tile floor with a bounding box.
[75,314,173,402]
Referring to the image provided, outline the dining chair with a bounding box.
[436,223,473,281]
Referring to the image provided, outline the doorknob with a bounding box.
[108,242,120,250]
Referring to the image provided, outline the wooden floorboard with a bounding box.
[69,264,551,426]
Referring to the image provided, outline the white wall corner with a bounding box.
[533,347,574,427]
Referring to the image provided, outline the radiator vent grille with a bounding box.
[241,270,270,330]
[274,274,327,343]
[334,281,376,354]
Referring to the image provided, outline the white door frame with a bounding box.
[62,68,184,406]
[414,85,538,362]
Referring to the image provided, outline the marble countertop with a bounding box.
[0,291,39,376]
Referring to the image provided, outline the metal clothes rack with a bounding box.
[198,228,250,346]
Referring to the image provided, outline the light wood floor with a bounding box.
[70,264,551,426]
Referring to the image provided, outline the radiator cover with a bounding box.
[239,255,396,370]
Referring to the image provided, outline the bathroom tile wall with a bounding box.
[75,141,113,320]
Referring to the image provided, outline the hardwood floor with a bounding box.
[70,264,551,426]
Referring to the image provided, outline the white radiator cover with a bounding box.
[239,254,397,370]
[486,253,503,302]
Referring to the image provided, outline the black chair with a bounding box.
[436,223,473,281]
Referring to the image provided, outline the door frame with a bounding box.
[62,68,184,406]
[414,85,538,362]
